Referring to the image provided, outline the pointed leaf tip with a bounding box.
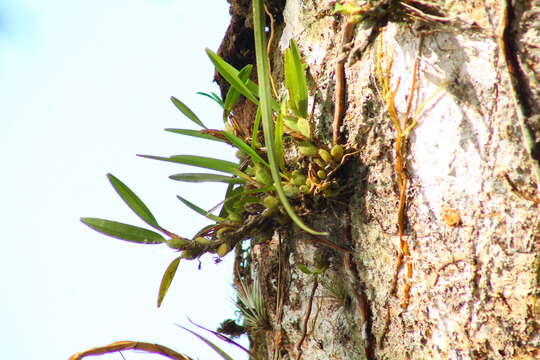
[169,173,245,184]
[171,96,207,128]
[165,128,225,143]
[139,154,240,175]
[107,174,161,230]
[177,195,224,222]
[205,49,259,105]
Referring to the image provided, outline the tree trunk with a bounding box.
[221,1,539,359]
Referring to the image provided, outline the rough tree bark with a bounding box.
[219,1,539,359]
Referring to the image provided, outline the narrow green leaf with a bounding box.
[251,105,262,149]
[205,50,280,112]
[222,186,247,216]
[284,39,308,118]
[169,173,245,184]
[206,49,259,105]
[165,128,225,143]
[297,264,313,274]
[253,0,327,236]
[138,154,240,175]
[196,91,225,108]
[107,174,161,230]
[171,96,207,129]
[179,326,234,360]
[297,264,327,275]
[224,64,253,111]
[290,40,308,118]
[81,218,165,244]
[224,88,239,111]
[177,195,225,222]
[275,111,285,171]
[334,3,346,12]
[284,59,299,115]
[245,185,274,194]
[297,117,311,139]
[283,116,301,134]
[210,92,224,104]
[222,130,270,168]
[219,182,235,218]
[157,256,181,307]
[311,267,327,275]
[220,184,272,218]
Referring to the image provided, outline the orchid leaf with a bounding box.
[297,117,311,139]
[224,64,253,112]
[197,91,225,108]
[222,130,269,168]
[165,128,225,142]
[177,195,225,222]
[297,263,327,275]
[169,173,245,184]
[107,174,161,230]
[275,111,285,171]
[206,49,280,112]
[81,218,165,244]
[138,154,240,175]
[206,49,259,105]
[170,96,207,129]
[251,105,262,149]
[219,183,235,218]
[284,39,308,118]
[157,256,181,307]
[283,116,301,134]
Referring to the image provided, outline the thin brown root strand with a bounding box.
[378,31,422,310]
[399,1,452,23]
[263,4,278,99]
[390,253,404,296]
[401,282,412,308]
[379,306,392,349]
[272,236,286,360]
[333,19,357,146]
[404,53,420,121]
[396,166,407,243]
[307,235,353,255]
[296,278,319,360]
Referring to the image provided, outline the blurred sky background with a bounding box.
[0,0,250,359]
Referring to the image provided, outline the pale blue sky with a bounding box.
[0,1,248,359]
